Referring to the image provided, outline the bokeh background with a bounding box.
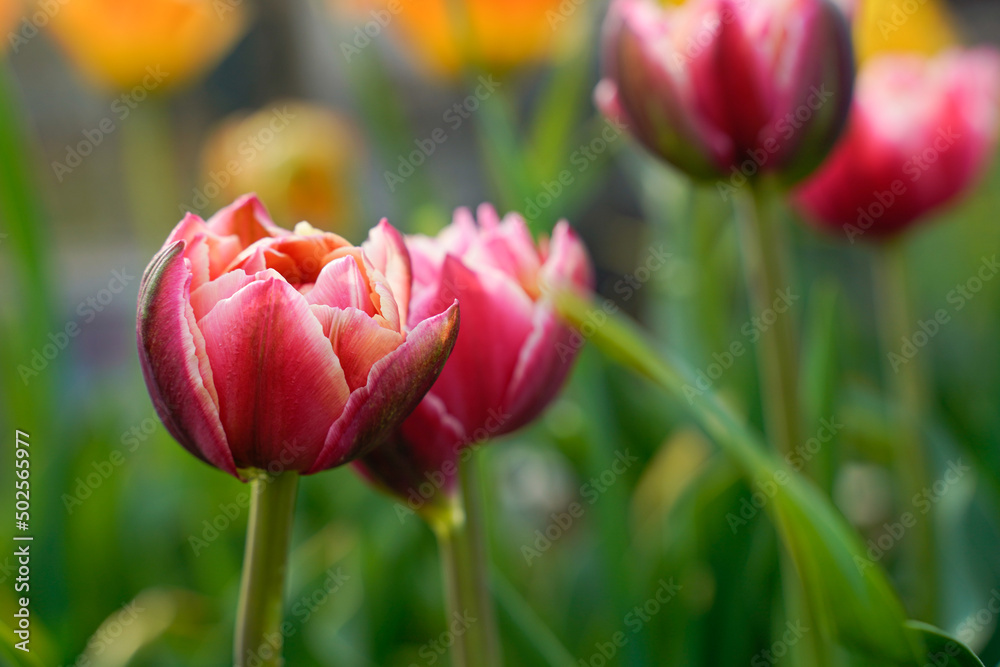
[1,0,1000,665]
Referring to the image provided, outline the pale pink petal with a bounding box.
[362,220,412,327]
[310,305,405,391]
[307,255,376,314]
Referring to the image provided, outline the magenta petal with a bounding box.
[422,256,535,435]
[362,220,412,327]
[356,393,468,501]
[137,241,237,477]
[502,305,576,432]
[198,276,351,471]
[307,302,460,473]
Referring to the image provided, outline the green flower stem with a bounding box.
[428,453,502,667]
[874,242,937,622]
[735,184,830,666]
[735,182,802,457]
[234,471,300,667]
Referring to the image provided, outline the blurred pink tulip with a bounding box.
[356,205,593,508]
[794,49,1000,241]
[595,0,854,183]
[137,195,459,478]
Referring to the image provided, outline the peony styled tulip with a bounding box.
[794,49,1000,241]
[48,0,247,90]
[595,0,855,183]
[339,0,583,76]
[356,205,593,505]
[137,195,460,478]
[198,102,363,237]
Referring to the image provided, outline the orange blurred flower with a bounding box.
[196,102,363,237]
[342,0,585,76]
[852,0,956,63]
[47,0,247,90]
[1,0,22,52]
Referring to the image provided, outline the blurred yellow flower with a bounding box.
[345,0,585,76]
[196,102,363,237]
[47,0,247,91]
[853,0,956,63]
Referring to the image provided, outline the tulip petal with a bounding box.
[307,302,461,473]
[310,305,405,391]
[137,241,237,477]
[307,255,376,314]
[198,276,351,471]
[189,269,256,322]
[422,255,535,435]
[357,392,469,499]
[362,220,412,327]
[206,193,285,245]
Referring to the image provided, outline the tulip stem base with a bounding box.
[431,452,502,667]
[874,242,937,622]
[234,470,300,667]
[735,181,802,456]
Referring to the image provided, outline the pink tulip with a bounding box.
[595,0,854,183]
[136,195,460,478]
[795,49,1000,241]
[356,205,593,505]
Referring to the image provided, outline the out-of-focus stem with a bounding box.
[735,181,802,456]
[874,242,937,622]
[429,452,502,667]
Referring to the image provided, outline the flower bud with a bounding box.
[794,50,1000,241]
[137,195,460,478]
[356,205,593,508]
[596,0,855,183]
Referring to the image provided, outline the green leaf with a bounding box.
[554,289,922,661]
[905,622,985,667]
